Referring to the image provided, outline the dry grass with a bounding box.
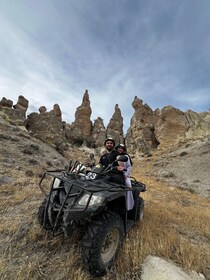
[0,162,210,280]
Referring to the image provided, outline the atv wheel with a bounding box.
[38,198,51,228]
[136,197,144,222]
[82,211,124,276]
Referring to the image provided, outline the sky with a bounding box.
[0,0,210,133]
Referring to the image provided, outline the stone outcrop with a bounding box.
[1,92,210,156]
[53,104,62,121]
[154,106,189,148]
[64,94,125,148]
[126,97,159,155]
[26,106,68,155]
[65,90,92,146]
[0,97,13,108]
[106,104,124,145]
[39,106,47,114]
[185,110,210,140]
[13,95,29,116]
[64,96,124,149]
[0,96,28,126]
[126,97,210,155]
[91,117,106,148]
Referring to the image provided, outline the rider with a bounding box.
[99,137,125,184]
[116,143,134,210]
[99,137,118,167]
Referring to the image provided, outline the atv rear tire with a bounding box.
[136,197,144,222]
[82,211,124,276]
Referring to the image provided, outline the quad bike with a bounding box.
[38,155,146,277]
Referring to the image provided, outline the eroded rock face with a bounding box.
[91,117,106,148]
[13,95,29,116]
[66,90,92,146]
[106,104,124,145]
[154,106,189,148]
[1,92,210,156]
[185,110,210,140]
[0,97,13,108]
[126,97,159,155]
[26,107,67,154]
[53,104,62,121]
[0,96,28,126]
[39,106,47,114]
[126,97,210,155]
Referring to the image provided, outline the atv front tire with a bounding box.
[38,197,51,228]
[82,211,124,276]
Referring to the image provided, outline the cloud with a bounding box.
[0,0,210,134]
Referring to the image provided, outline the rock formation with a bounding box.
[91,117,106,148]
[0,95,28,126]
[126,96,210,155]
[126,97,159,155]
[39,106,47,114]
[154,106,189,148]
[26,104,68,155]
[66,90,92,146]
[106,104,124,145]
[185,110,210,140]
[1,91,210,157]
[53,104,62,121]
[13,95,29,116]
[0,97,13,108]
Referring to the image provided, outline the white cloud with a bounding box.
[0,0,210,133]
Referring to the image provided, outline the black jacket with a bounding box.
[99,149,118,168]
[99,149,124,184]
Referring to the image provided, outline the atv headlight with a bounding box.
[53,178,61,189]
[78,194,104,206]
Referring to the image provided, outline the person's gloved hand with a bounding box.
[84,160,92,168]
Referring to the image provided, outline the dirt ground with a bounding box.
[139,139,210,198]
[0,122,210,279]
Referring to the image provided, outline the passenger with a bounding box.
[116,144,134,210]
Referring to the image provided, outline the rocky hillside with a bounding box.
[1,91,210,157]
[0,118,209,279]
[140,139,210,198]
[0,93,210,279]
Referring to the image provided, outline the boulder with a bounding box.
[141,255,205,280]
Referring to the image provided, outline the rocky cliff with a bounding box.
[126,97,210,155]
